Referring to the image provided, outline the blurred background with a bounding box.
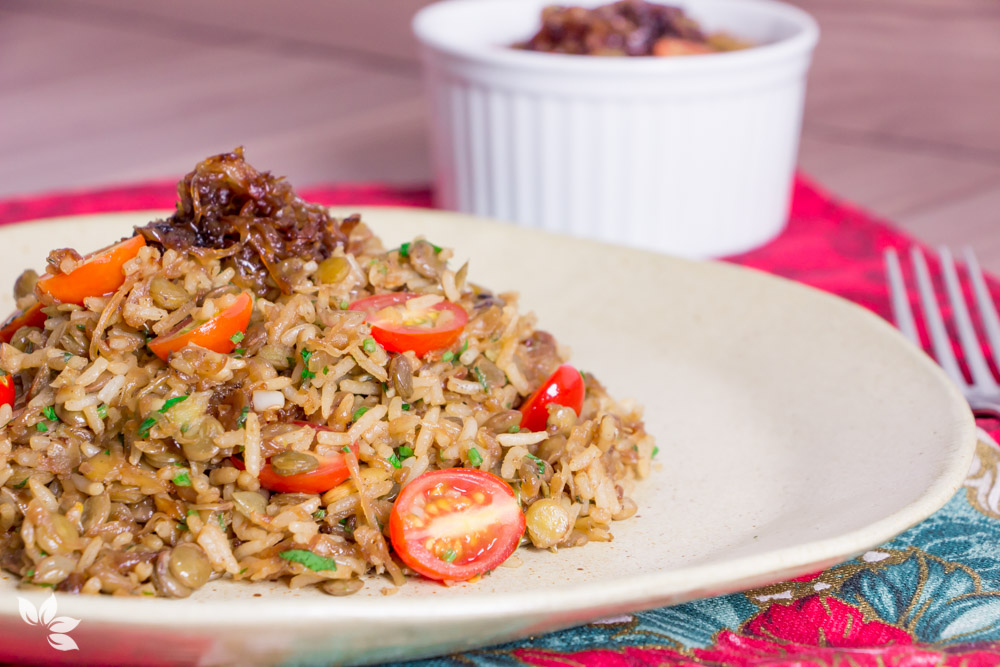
[2,0,998,264]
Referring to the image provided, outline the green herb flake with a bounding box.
[38,550,47,557]
[398,445,414,460]
[35,583,55,589]
[35,423,48,433]
[159,395,189,413]
[467,447,483,467]
[508,425,520,434]
[103,450,109,455]
[301,368,316,383]
[62,352,72,362]
[342,446,352,454]
[323,366,329,375]
[313,509,326,520]
[362,337,376,355]
[340,300,349,310]
[97,404,108,419]
[459,339,469,355]
[279,549,337,572]
[401,403,410,411]
[233,348,246,357]
[525,453,546,475]
[301,348,313,364]
[388,453,401,469]
[137,417,157,438]
[239,568,248,575]
[473,366,489,393]
[237,406,250,429]
[42,406,57,421]
[339,518,348,526]
[186,509,197,516]
[441,351,454,363]
[652,446,659,458]
[181,424,191,434]
[25,568,35,579]
[399,241,443,258]
[230,331,245,344]
[579,369,586,383]
[13,478,28,489]
[173,471,191,487]
[76,324,86,331]
[218,514,227,530]
[352,406,369,422]
[441,549,458,563]
[143,591,155,596]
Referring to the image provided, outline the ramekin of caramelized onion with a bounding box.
[413,0,819,258]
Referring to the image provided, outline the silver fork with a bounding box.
[885,246,1000,419]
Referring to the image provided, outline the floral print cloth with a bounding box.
[3,176,999,667]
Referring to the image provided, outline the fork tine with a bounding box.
[938,246,997,389]
[963,247,1000,367]
[885,248,920,345]
[910,247,967,387]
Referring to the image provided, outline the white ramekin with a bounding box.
[412,0,819,258]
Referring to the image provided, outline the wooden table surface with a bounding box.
[1,0,998,268]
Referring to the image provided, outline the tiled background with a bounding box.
[2,0,998,266]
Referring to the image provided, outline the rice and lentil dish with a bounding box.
[0,149,654,597]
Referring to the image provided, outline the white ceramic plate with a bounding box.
[0,209,975,666]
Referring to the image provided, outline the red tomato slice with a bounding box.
[519,365,586,432]
[148,292,253,361]
[350,292,467,357]
[0,374,14,409]
[36,235,146,305]
[389,468,525,582]
[0,302,46,345]
[232,422,358,494]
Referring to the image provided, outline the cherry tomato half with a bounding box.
[0,302,46,345]
[148,292,253,361]
[0,374,14,409]
[389,468,525,582]
[36,235,146,305]
[232,422,359,494]
[519,365,586,432]
[350,292,467,357]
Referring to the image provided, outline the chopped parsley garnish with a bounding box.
[301,348,313,364]
[388,453,401,469]
[473,366,489,392]
[340,300,349,310]
[301,368,316,382]
[362,338,376,354]
[441,351,455,363]
[159,395,188,413]
[352,406,369,422]
[218,514,227,530]
[233,348,246,357]
[230,331,245,344]
[401,403,410,411]
[35,423,48,433]
[13,478,27,489]
[25,568,34,579]
[97,404,107,419]
[300,349,316,382]
[41,406,57,421]
[62,352,72,362]
[580,369,586,383]
[103,450,109,455]
[398,445,414,460]
[186,509,197,516]
[339,518,348,526]
[441,549,458,563]
[75,324,86,331]
[508,425,520,434]
[467,447,483,467]
[342,446,352,454]
[279,549,337,572]
[173,471,191,487]
[323,366,329,375]
[652,446,659,458]
[237,406,250,429]
[312,509,326,520]
[525,453,546,475]
[137,417,157,438]
[459,339,469,355]
[143,591,155,596]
